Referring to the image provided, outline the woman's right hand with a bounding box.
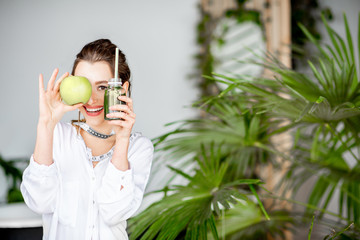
[38,68,83,129]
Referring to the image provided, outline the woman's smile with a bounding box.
[83,105,104,117]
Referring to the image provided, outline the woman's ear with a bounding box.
[123,81,130,95]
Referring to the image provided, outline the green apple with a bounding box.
[60,76,92,105]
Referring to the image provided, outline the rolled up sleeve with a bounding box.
[20,155,59,214]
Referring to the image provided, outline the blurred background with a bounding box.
[0,0,360,239]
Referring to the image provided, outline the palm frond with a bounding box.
[128,144,265,240]
[154,96,277,180]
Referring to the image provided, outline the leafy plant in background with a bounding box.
[255,13,360,228]
[128,13,360,240]
[0,154,26,203]
[130,145,272,239]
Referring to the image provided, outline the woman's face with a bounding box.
[74,61,112,128]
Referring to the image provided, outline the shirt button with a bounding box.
[92,176,95,181]
[93,200,95,204]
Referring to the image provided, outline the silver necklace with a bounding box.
[73,122,115,139]
[87,147,114,162]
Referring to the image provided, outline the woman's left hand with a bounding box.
[106,95,136,140]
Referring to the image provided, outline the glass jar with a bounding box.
[104,78,126,120]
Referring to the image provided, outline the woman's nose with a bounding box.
[87,89,97,105]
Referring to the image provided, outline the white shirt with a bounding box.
[20,122,154,240]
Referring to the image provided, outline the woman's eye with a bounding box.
[98,85,108,91]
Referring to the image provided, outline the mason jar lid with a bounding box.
[108,78,122,85]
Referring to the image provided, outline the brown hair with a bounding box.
[71,39,131,94]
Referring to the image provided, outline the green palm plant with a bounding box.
[154,96,278,180]
[128,145,269,240]
[204,13,360,231]
[128,13,360,240]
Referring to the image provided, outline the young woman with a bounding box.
[21,39,154,240]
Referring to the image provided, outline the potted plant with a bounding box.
[0,154,27,203]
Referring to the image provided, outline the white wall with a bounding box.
[0,0,199,202]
